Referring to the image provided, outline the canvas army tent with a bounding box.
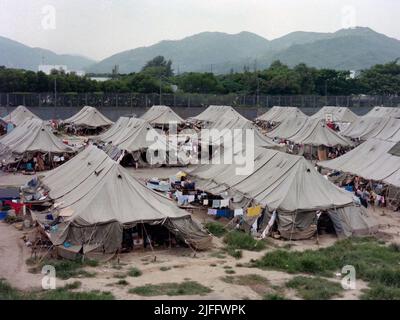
[310,106,358,123]
[206,114,282,150]
[96,117,131,143]
[287,118,353,147]
[140,105,184,126]
[33,145,212,255]
[0,118,75,164]
[1,105,40,127]
[341,117,400,141]
[256,106,307,123]
[266,116,309,140]
[97,117,170,159]
[187,147,377,239]
[191,105,247,124]
[318,138,400,188]
[63,106,114,129]
[363,106,400,118]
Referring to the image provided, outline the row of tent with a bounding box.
[186,146,378,239]
[24,145,212,257]
[256,105,400,124]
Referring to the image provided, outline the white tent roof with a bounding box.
[207,114,281,149]
[140,105,184,125]
[266,116,309,140]
[310,106,359,123]
[97,117,168,152]
[1,106,40,127]
[188,147,354,212]
[363,106,400,118]
[191,105,247,123]
[42,145,190,224]
[318,138,400,188]
[96,117,131,142]
[284,118,353,147]
[63,106,114,128]
[341,117,400,142]
[256,106,307,123]
[0,118,75,161]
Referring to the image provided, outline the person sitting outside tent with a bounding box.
[35,153,45,171]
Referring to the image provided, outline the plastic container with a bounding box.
[0,211,8,220]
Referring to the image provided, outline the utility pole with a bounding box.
[159,75,162,105]
[54,77,57,108]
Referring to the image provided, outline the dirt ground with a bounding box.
[0,168,399,300]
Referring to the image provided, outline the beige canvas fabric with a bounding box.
[341,117,396,141]
[318,138,400,188]
[63,106,114,128]
[191,105,248,123]
[266,116,309,139]
[0,118,75,161]
[256,106,307,123]
[1,105,40,126]
[40,145,211,251]
[287,118,353,147]
[207,115,281,149]
[140,105,184,125]
[188,147,354,212]
[364,106,400,118]
[310,106,358,123]
[96,117,131,142]
[97,117,168,152]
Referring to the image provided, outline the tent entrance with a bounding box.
[317,212,337,235]
[121,223,188,253]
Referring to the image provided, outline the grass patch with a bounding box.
[113,273,127,279]
[160,266,171,272]
[221,274,268,286]
[361,285,400,300]
[205,222,226,237]
[40,289,114,300]
[29,258,98,280]
[264,293,287,300]
[223,231,266,251]
[253,237,400,283]
[116,280,129,286]
[286,276,343,300]
[225,269,236,274]
[209,251,227,259]
[64,281,82,290]
[127,267,142,277]
[0,279,22,300]
[226,247,243,259]
[0,279,114,300]
[128,281,212,296]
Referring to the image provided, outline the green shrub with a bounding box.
[286,276,342,300]
[223,231,266,251]
[127,267,142,277]
[129,281,212,296]
[205,222,226,237]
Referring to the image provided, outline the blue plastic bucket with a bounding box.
[0,211,8,220]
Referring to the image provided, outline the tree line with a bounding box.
[1,56,400,95]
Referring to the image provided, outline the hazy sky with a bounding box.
[0,0,399,61]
